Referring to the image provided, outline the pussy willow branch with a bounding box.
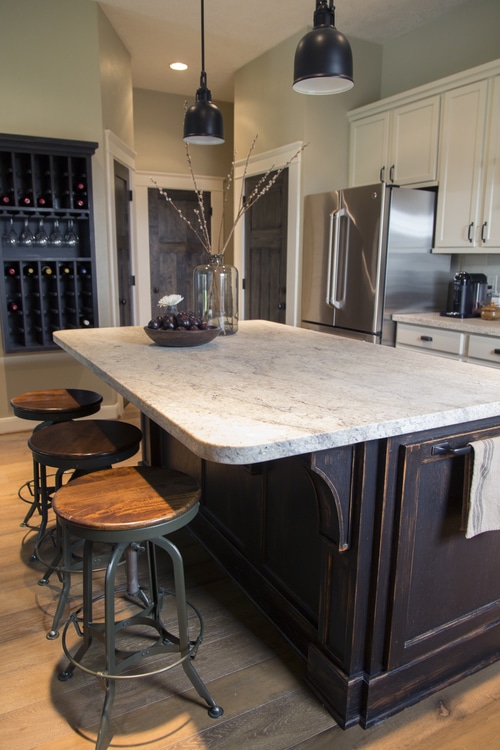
[152,137,307,258]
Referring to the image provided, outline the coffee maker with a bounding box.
[444,272,488,317]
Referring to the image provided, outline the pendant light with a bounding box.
[183,0,224,144]
[293,1,353,95]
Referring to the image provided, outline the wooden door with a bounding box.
[244,169,288,323]
[148,188,210,316]
[114,161,134,326]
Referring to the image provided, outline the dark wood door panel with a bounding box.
[148,188,210,315]
[387,426,500,669]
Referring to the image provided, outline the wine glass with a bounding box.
[3,218,18,246]
[49,219,63,246]
[19,219,35,246]
[34,219,49,246]
[64,219,78,246]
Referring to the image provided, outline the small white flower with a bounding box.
[158,294,184,307]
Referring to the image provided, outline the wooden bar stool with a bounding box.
[54,466,223,750]
[28,419,142,638]
[11,389,103,528]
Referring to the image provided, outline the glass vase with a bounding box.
[193,254,239,335]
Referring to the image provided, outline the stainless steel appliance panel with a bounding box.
[330,184,387,337]
[301,183,451,345]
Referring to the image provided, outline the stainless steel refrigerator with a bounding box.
[301,183,451,345]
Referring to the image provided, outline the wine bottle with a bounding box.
[74,194,87,209]
[41,265,53,276]
[80,317,91,328]
[74,175,86,192]
[5,265,17,277]
[23,264,36,276]
[7,300,21,312]
[77,265,89,275]
[1,189,15,205]
[37,191,53,208]
[59,264,72,275]
[19,190,34,206]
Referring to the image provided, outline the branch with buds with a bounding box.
[151,136,306,257]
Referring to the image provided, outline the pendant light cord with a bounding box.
[200,0,207,88]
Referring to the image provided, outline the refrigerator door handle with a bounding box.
[326,208,347,309]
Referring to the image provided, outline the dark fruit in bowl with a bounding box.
[147,310,209,332]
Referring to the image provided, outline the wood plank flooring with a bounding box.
[1,405,500,749]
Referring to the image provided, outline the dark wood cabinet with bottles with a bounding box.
[0,133,98,353]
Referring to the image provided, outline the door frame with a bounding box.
[233,141,304,327]
[104,130,137,327]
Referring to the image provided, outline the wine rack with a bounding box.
[0,134,98,353]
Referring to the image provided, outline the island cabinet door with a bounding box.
[380,423,500,674]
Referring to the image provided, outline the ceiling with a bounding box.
[98,0,470,102]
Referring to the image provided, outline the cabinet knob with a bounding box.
[379,166,386,183]
[420,335,433,342]
[481,221,488,243]
[389,164,395,183]
[494,349,500,355]
[467,222,474,242]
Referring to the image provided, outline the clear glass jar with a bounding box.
[193,254,238,335]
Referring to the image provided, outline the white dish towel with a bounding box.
[466,437,500,539]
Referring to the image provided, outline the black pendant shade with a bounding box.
[183,0,224,144]
[293,1,353,95]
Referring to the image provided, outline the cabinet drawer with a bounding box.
[467,334,500,365]
[396,323,465,355]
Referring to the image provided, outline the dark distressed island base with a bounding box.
[144,415,500,729]
[53,322,500,730]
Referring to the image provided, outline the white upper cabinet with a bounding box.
[434,81,487,250]
[349,96,440,187]
[434,75,500,252]
[481,76,500,249]
[349,111,390,186]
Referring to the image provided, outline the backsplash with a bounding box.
[455,254,500,293]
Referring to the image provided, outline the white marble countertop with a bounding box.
[393,312,500,336]
[53,321,500,465]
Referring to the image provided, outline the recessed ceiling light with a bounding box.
[170,62,188,71]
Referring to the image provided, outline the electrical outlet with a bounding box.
[487,274,498,292]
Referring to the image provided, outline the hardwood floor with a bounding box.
[1,405,500,749]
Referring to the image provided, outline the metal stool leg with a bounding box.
[152,536,223,718]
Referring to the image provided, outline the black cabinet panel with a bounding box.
[0,134,98,353]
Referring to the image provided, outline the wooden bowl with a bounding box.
[143,325,221,347]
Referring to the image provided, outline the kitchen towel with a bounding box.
[465,437,500,539]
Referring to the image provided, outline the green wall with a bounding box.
[133,89,234,176]
[381,0,500,98]
[0,0,125,424]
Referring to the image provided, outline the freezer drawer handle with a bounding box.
[420,335,433,342]
[432,442,472,456]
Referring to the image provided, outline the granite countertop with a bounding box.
[393,312,500,336]
[54,321,500,465]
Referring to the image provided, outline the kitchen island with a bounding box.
[54,321,500,729]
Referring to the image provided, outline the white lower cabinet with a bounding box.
[396,322,500,368]
[467,334,500,366]
[396,323,465,358]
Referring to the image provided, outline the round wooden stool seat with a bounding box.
[11,388,103,424]
[53,466,223,749]
[52,465,201,538]
[29,419,142,470]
